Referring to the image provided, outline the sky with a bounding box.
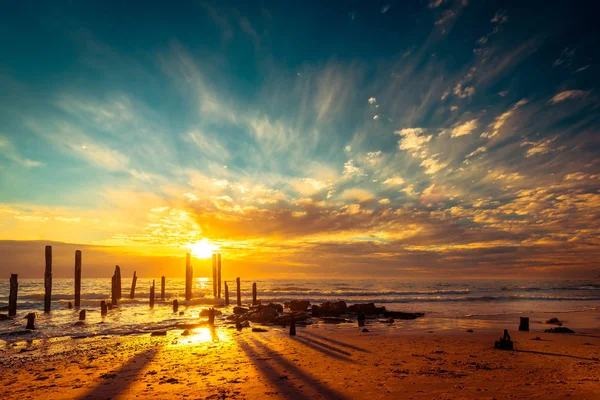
[0,0,598,279]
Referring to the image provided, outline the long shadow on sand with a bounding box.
[79,347,159,399]
[515,349,600,362]
[248,336,351,400]
[238,338,312,400]
[290,336,355,361]
[302,330,371,353]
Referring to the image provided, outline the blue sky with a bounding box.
[0,1,598,278]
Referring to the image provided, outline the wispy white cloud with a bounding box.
[482,99,527,138]
[549,90,589,104]
[451,119,478,137]
[0,136,43,168]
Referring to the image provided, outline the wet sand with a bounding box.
[1,321,599,399]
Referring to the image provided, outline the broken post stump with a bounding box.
[150,280,155,309]
[208,308,215,327]
[217,253,222,299]
[115,265,122,300]
[235,316,242,331]
[130,271,137,299]
[26,313,36,330]
[494,329,514,350]
[9,273,18,317]
[79,310,86,321]
[289,314,296,336]
[358,313,366,327]
[185,253,192,301]
[161,276,165,300]
[173,299,179,313]
[111,267,118,306]
[212,254,217,298]
[67,302,73,309]
[519,317,529,332]
[101,300,107,316]
[224,282,229,306]
[236,277,241,306]
[252,282,257,306]
[44,245,52,313]
[74,250,82,307]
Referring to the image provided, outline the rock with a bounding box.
[311,305,320,316]
[383,311,424,319]
[248,307,278,323]
[273,312,309,325]
[200,309,222,317]
[73,321,85,326]
[546,317,561,325]
[265,303,283,313]
[181,330,190,336]
[362,328,369,332]
[348,303,386,315]
[179,311,184,316]
[150,331,167,336]
[285,300,310,312]
[233,306,249,314]
[466,329,474,333]
[321,316,351,324]
[544,327,575,334]
[494,329,513,350]
[0,314,12,321]
[318,301,347,316]
[252,327,268,332]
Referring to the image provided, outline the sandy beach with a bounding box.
[2,315,599,400]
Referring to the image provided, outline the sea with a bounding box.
[1,278,599,342]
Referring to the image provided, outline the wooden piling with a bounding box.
[252,282,257,306]
[208,308,215,327]
[519,317,529,332]
[212,254,217,298]
[111,268,118,306]
[150,280,155,309]
[115,265,122,300]
[9,273,18,317]
[79,310,86,321]
[236,277,241,306]
[289,314,296,336]
[100,301,107,316]
[74,250,82,307]
[217,253,222,299]
[224,282,229,306]
[161,276,165,300]
[44,245,52,313]
[173,299,179,313]
[129,271,137,299]
[185,253,192,301]
[26,313,36,330]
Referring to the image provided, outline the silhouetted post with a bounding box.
[358,313,366,327]
[26,313,36,329]
[212,254,217,298]
[185,253,192,301]
[173,299,179,313]
[235,316,242,331]
[224,282,229,306]
[289,314,296,336]
[252,282,257,306]
[100,301,107,316]
[519,317,529,332]
[9,274,18,317]
[217,253,222,299]
[74,250,82,308]
[79,310,86,321]
[208,308,215,327]
[44,245,52,313]
[160,276,165,300]
[111,268,118,306]
[129,271,137,299]
[115,265,122,300]
[150,280,155,309]
[236,277,241,306]
[68,302,73,309]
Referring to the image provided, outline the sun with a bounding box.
[189,239,218,258]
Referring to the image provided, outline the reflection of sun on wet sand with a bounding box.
[1,320,599,399]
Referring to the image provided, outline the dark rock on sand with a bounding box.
[248,307,278,323]
[321,316,351,324]
[546,317,562,325]
[384,311,425,320]
[544,327,575,334]
[73,321,85,326]
[317,301,348,316]
[348,303,386,315]
[285,300,310,312]
[273,312,309,325]
[200,309,222,317]
[362,328,369,332]
[265,303,283,313]
[0,314,12,321]
[233,306,249,314]
[252,327,268,332]
[150,331,168,336]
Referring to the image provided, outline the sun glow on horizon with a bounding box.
[189,239,219,259]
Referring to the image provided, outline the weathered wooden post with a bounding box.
[44,245,52,313]
[115,265,122,300]
[208,308,215,327]
[111,268,118,306]
[289,314,296,336]
[129,271,137,299]
[252,282,257,306]
[212,254,217,298]
[9,274,18,317]
[74,250,82,307]
[161,276,165,300]
[26,313,36,329]
[224,282,229,306]
[100,300,107,316]
[519,317,529,332]
[217,253,222,299]
[68,302,73,309]
[79,310,86,321]
[185,253,192,301]
[149,280,155,309]
[236,277,241,306]
[173,299,179,313]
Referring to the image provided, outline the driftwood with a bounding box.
[44,246,52,313]
[9,274,18,317]
[74,250,82,307]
